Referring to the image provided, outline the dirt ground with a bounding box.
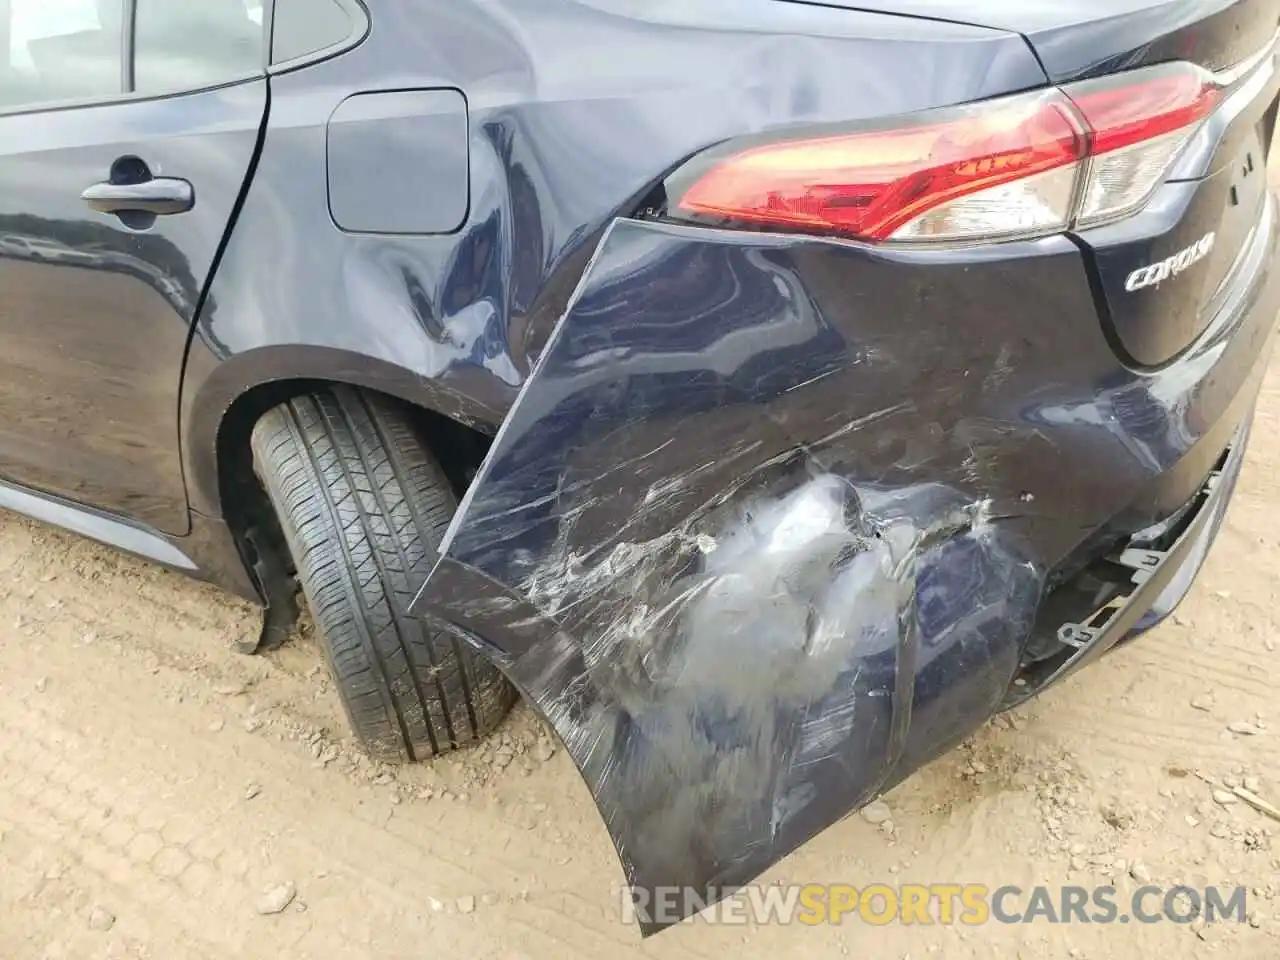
[0,377,1279,959]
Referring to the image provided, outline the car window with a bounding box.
[0,0,124,110]
[271,0,353,65]
[133,0,264,95]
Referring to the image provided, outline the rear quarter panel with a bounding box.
[180,0,1046,517]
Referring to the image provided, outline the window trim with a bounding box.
[267,0,369,74]
[0,0,370,120]
[0,0,272,120]
[0,73,264,120]
[263,0,277,70]
[121,0,137,92]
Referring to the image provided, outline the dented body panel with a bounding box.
[414,205,1280,931]
[0,0,1275,928]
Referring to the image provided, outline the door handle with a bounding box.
[81,178,194,216]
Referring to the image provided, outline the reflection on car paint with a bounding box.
[0,81,264,532]
[414,214,1279,932]
[181,0,1048,520]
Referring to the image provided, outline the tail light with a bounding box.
[668,62,1222,244]
[1069,64,1220,227]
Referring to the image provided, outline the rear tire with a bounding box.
[250,386,515,762]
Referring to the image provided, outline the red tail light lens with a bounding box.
[1068,64,1221,156]
[1066,63,1221,227]
[671,62,1224,243]
[677,90,1087,242]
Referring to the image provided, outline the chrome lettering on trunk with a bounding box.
[1125,233,1217,292]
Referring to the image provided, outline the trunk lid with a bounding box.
[777,0,1280,81]
[780,0,1280,365]
[1076,58,1279,366]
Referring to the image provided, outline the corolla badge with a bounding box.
[1125,232,1216,291]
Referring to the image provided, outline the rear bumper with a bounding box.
[1010,416,1250,702]
[1132,430,1247,632]
[412,197,1279,933]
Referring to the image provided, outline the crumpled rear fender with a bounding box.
[411,217,1273,933]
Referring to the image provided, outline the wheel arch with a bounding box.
[182,344,504,525]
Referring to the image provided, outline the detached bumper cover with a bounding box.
[412,211,1278,933]
[1025,422,1248,697]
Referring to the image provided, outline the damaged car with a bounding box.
[0,0,1278,936]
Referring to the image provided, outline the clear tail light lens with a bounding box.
[1068,64,1221,227]
[669,62,1223,244]
[892,164,1082,242]
[1075,128,1200,225]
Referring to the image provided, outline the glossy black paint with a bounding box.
[1075,44,1280,367]
[180,0,1045,522]
[1084,161,1271,367]
[0,0,1276,936]
[414,198,1277,929]
[326,89,471,235]
[791,0,1280,81]
[0,81,265,534]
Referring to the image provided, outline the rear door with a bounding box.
[0,0,266,533]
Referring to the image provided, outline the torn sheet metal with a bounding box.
[413,216,1277,933]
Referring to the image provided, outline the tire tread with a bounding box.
[250,386,514,761]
